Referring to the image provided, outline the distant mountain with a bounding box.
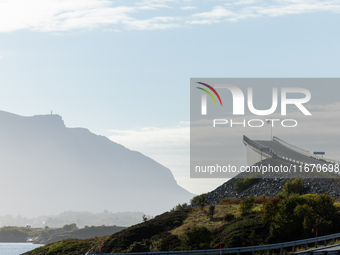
[0,111,194,217]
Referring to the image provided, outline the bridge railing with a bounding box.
[97,232,340,255]
[243,135,273,156]
[273,136,340,165]
[273,136,311,157]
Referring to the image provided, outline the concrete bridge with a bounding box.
[242,135,340,167]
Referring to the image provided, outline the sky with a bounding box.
[0,0,340,194]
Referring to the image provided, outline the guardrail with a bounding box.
[273,136,311,157]
[96,232,340,255]
[273,137,340,165]
[243,135,273,159]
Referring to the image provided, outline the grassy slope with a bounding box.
[26,194,340,255]
[25,204,267,255]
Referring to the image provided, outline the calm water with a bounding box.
[0,243,44,255]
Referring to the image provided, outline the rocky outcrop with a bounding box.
[206,159,340,205]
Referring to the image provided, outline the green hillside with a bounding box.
[25,189,340,255]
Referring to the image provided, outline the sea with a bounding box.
[0,243,44,255]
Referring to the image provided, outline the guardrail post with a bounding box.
[315,241,317,248]
[305,243,307,250]
[292,245,295,252]
[333,238,335,244]
[267,249,269,255]
[252,250,255,255]
[237,252,240,255]
[324,240,327,246]
[280,247,283,254]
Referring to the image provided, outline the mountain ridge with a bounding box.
[0,110,193,217]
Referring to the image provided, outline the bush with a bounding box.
[191,194,207,210]
[234,177,260,192]
[207,205,215,220]
[171,203,188,211]
[280,178,305,197]
[223,213,235,222]
[239,196,255,215]
[263,194,339,241]
[185,226,212,250]
[127,241,150,252]
[219,198,240,205]
[62,223,78,231]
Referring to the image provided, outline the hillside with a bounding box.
[0,225,125,244]
[206,158,340,205]
[24,192,340,255]
[0,110,194,216]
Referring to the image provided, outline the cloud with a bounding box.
[190,1,340,24]
[181,6,197,10]
[0,50,18,59]
[0,0,340,32]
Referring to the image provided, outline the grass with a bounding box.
[171,204,263,239]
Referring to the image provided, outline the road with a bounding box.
[255,140,331,166]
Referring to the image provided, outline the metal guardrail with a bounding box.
[243,135,273,158]
[273,136,311,157]
[94,233,340,255]
[273,136,340,165]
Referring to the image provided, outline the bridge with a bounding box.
[242,135,340,168]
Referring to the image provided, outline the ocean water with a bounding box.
[0,243,44,255]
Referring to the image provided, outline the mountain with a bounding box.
[0,110,194,217]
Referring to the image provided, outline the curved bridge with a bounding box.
[243,135,340,167]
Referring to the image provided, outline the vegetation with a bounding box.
[233,174,261,192]
[278,178,305,197]
[25,193,340,255]
[238,196,255,215]
[184,226,212,250]
[190,193,207,210]
[208,205,215,220]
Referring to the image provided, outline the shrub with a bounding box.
[127,241,150,252]
[171,203,188,211]
[62,223,78,231]
[191,194,207,210]
[280,178,305,197]
[234,177,260,192]
[219,198,240,205]
[263,194,339,241]
[223,213,235,222]
[185,226,212,250]
[207,205,215,220]
[239,196,256,215]
[261,197,282,223]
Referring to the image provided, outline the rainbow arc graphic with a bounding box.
[196,82,223,106]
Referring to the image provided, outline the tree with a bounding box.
[191,194,207,210]
[280,178,305,197]
[208,205,215,220]
[239,196,255,215]
[62,223,78,231]
[185,226,212,250]
[142,215,148,222]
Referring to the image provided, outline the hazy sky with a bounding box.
[1,0,340,194]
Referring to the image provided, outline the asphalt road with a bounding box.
[255,140,331,166]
